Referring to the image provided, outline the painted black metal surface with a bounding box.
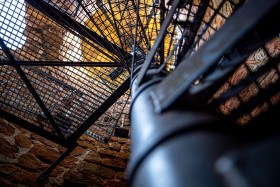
[129,77,242,187]
[150,0,280,113]
[135,0,181,86]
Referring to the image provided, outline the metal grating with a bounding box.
[0,0,133,143]
[0,65,52,131]
[0,0,243,143]
[1,0,279,179]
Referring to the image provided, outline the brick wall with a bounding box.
[0,118,130,186]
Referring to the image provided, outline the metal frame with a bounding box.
[1,0,279,182]
[150,0,280,113]
[0,0,132,173]
[0,0,244,178]
[0,35,130,176]
[0,38,65,138]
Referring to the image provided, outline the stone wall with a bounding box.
[0,118,130,186]
[0,1,130,186]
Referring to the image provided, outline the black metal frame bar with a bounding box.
[131,0,140,79]
[177,0,210,62]
[190,17,280,99]
[136,0,181,86]
[39,142,78,181]
[105,0,127,63]
[0,108,68,147]
[159,0,165,65]
[0,38,65,138]
[36,78,130,179]
[150,0,280,113]
[130,0,150,51]
[68,78,130,143]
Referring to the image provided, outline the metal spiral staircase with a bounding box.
[0,0,280,185]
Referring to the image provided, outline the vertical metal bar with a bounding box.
[0,38,65,139]
[177,0,210,62]
[106,0,126,52]
[136,0,181,86]
[130,0,150,50]
[106,0,131,70]
[137,4,155,49]
[160,0,165,65]
[131,0,141,79]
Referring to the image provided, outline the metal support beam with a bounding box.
[131,0,140,79]
[130,0,150,50]
[39,143,78,181]
[68,78,130,142]
[150,0,280,113]
[177,0,210,62]
[190,17,280,100]
[0,109,67,147]
[0,38,65,138]
[129,80,241,187]
[159,0,165,65]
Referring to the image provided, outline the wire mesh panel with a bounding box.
[0,0,131,143]
[0,0,27,49]
[86,90,131,142]
[0,65,54,132]
[21,65,129,137]
[0,0,245,67]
